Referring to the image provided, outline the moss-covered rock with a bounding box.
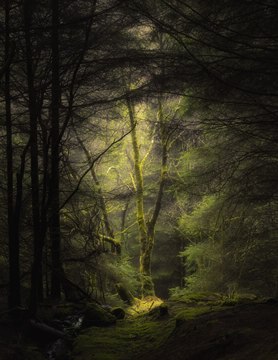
[82,303,116,328]
[111,307,125,320]
[159,303,169,316]
[175,305,213,327]
[170,291,222,304]
[148,303,169,319]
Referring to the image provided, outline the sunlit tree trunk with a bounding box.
[127,94,169,297]
[126,96,155,296]
[145,96,168,289]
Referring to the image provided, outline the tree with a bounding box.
[49,0,62,300]
[5,0,21,309]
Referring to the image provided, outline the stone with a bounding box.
[111,307,125,319]
[82,303,116,328]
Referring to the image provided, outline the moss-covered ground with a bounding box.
[72,293,278,360]
[1,293,277,359]
[72,295,227,360]
[73,315,174,360]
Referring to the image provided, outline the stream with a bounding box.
[46,314,83,360]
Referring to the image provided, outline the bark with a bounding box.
[50,0,62,300]
[120,200,130,245]
[40,116,50,300]
[29,320,65,340]
[115,283,136,305]
[126,96,155,297]
[127,95,169,297]
[5,0,21,309]
[24,0,42,315]
[76,134,120,254]
[60,270,91,302]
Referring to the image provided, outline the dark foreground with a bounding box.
[143,301,278,360]
[0,297,278,360]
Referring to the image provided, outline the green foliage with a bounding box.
[178,187,278,296]
[98,255,140,294]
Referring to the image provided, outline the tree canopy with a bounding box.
[0,0,278,321]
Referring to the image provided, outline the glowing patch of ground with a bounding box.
[127,296,164,316]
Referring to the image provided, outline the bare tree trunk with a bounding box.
[5,0,21,309]
[76,134,120,254]
[50,0,62,300]
[127,95,169,298]
[24,0,42,315]
[126,96,155,297]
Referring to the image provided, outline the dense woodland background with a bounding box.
[1,0,278,316]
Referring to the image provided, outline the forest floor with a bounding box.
[1,294,278,359]
[73,295,278,360]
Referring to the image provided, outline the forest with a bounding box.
[1,1,278,359]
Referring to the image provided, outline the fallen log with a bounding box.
[29,319,65,340]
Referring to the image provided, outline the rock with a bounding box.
[265,297,278,304]
[159,303,169,316]
[148,302,169,319]
[115,283,135,305]
[82,303,116,328]
[111,307,125,319]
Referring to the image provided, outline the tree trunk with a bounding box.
[5,0,21,309]
[24,0,42,315]
[127,95,169,298]
[50,0,62,300]
[126,96,155,297]
[76,134,120,254]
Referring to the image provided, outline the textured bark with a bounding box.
[127,95,169,297]
[116,283,135,305]
[5,0,21,309]
[76,134,120,254]
[50,0,62,300]
[126,96,155,297]
[24,0,42,315]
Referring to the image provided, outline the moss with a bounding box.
[83,303,116,328]
[171,291,222,304]
[175,306,213,322]
[221,293,258,306]
[148,303,168,319]
[127,296,163,316]
[221,299,238,306]
[73,297,235,360]
[73,315,175,360]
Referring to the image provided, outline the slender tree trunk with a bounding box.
[127,95,169,297]
[120,200,130,245]
[5,0,21,309]
[50,0,61,300]
[76,134,120,254]
[126,96,155,297]
[145,96,168,269]
[13,142,30,296]
[39,114,50,301]
[24,0,42,315]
